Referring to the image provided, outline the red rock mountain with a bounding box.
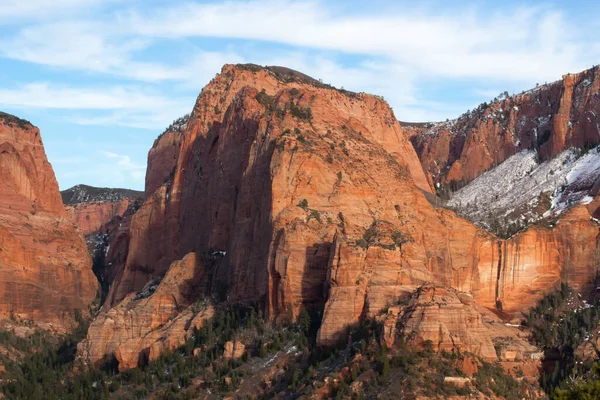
[0,113,98,328]
[80,65,600,370]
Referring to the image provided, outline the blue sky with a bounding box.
[0,0,598,191]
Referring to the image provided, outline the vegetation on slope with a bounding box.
[0,297,540,399]
[61,185,143,205]
[523,282,600,395]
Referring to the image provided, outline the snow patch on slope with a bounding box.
[549,148,600,214]
[447,147,600,236]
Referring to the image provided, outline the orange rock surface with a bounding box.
[65,199,135,235]
[0,113,98,326]
[223,340,246,360]
[389,285,537,361]
[473,205,600,313]
[78,252,212,370]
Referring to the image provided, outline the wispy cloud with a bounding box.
[0,82,192,128]
[123,1,595,83]
[2,0,597,190]
[1,0,596,125]
[101,150,146,181]
[0,82,184,110]
[0,21,243,85]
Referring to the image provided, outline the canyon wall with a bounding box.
[0,113,98,327]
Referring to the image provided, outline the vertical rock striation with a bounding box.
[0,112,98,327]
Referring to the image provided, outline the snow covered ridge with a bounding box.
[447,146,600,237]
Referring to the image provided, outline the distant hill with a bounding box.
[61,184,143,205]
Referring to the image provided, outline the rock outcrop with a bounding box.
[78,252,213,370]
[223,340,246,360]
[0,112,98,327]
[385,285,537,362]
[412,66,600,192]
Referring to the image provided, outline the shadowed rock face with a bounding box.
[84,65,600,368]
[412,66,600,192]
[145,116,187,197]
[0,113,98,328]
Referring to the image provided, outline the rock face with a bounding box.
[61,185,143,305]
[62,185,142,237]
[0,112,98,327]
[65,198,137,236]
[145,115,187,197]
[84,64,600,367]
[474,205,600,313]
[412,66,600,192]
[78,252,213,370]
[387,285,537,362]
[223,340,246,360]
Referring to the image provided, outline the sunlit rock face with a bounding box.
[0,112,98,328]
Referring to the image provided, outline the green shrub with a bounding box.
[297,199,309,210]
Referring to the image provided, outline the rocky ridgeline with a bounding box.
[61,184,143,205]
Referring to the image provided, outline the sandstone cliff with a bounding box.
[0,112,98,327]
[62,184,142,236]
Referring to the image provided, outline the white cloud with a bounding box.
[0,22,242,85]
[0,82,193,129]
[0,0,598,125]
[0,82,187,110]
[123,1,597,83]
